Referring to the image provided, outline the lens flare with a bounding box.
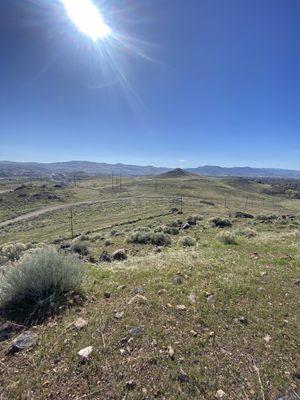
[60,0,111,41]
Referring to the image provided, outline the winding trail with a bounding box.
[0,195,173,229]
[0,200,100,228]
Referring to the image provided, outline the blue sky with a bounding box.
[0,0,299,169]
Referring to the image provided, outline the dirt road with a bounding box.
[0,200,99,228]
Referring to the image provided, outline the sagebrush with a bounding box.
[0,247,84,321]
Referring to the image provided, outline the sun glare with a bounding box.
[61,0,111,41]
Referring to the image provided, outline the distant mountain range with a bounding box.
[0,160,299,179]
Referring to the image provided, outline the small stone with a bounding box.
[238,316,248,325]
[112,249,127,261]
[295,279,300,286]
[178,369,189,382]
[78,346,93,360]
[190,330,198,336]
[129,327,143,337]
[181,222,190,230]
[5,331,37,355]
[126,380,136,390]
[176,304,187,311]
[216,389,226,398]
[132,287,144,295]
[188,293,196,303]
[104,292,111,299]
[206,294,214,302]
[168,345,175,359]
[117,285,126,290]
[114,311,124,319]
[0,321,23,342]
[74,318,88,330]
[127,294,148,306]
[264,334,271,343]
[99,251,111,263]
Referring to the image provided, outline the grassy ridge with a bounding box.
[0,176,299,399]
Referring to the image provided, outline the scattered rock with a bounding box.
[104,292,111,299]
[251,252,259,259]
[74,318,88,330]
[132,287,144,295]
[127,294,148,306]
[176,304,187,311]
[188,293,196,303]
[126,380,136,390]
[78,346,93,360]
[264,334,271,343]
[112,249,127,261]
[204,292,214,302]
[129,327,143,337]
[295,279,300,286]
[190,330,198,336]
[99,251,111,263]
[5,331,37,355]
[114,311,124,319]
[0,321,24,342]
[216,389,226,399]
[181,222,190,230]
[186,216,197,225]
[168,345,175,359]
[117,285,126,290]
[89,255,97,263]
[178,369,189,382]
[238,316,248,325]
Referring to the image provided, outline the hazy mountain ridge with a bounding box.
[0,161,299,178]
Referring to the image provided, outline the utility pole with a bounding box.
[111,171,114,191]
[119,172,122,189]
[180,195,183,213]
[70,208,74,239]
[73,175,77,187]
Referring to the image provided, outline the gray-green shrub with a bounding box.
[126,228,171,246]
[234,228,256,238]
[180,236,196,247]
[216,231,237,245]
[210,217,232,228]
[0,242,26,262]
[71,240,89,255]
[0,247,84,321]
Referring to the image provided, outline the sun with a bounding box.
[61,0,111,42]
